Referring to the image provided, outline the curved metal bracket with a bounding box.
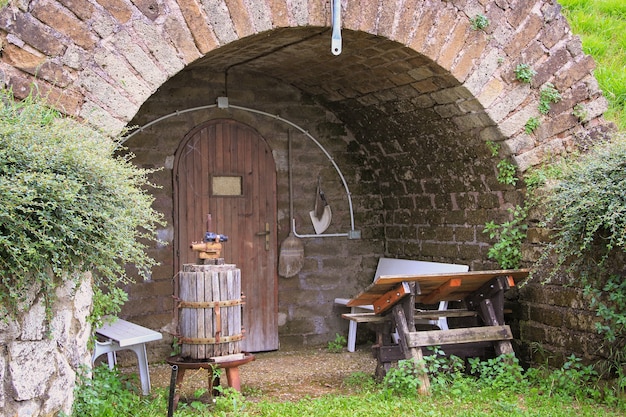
[122,99,360,239]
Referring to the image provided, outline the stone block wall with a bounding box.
[0,275,92,416]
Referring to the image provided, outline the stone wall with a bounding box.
[0,274,92,417]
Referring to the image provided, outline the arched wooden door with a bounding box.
[174,119,278,352]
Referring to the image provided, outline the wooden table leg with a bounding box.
[467,276,515,355]
[393,300,430,394]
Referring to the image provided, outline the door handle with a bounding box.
[256,223,270,251]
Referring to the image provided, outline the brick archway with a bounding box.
[0,0,609,172]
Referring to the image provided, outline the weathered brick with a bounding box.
[57,0,95,21]
[95,0,132,23]
[504,12,543,57]
[437,17,471,70]
[133,0,161,21]
[33,0,97,50]
[554,54,596,92]
[175,0,218,55]
[451,33,489,82]
[224,0,254,38]
[408,6,439,54]
[305,0,325,26]
[0,9,65,56]
[422,6,459,60]
[268,0,289,27]
[533,48,571,87]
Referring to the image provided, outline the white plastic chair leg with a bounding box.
[347,306,358,352]
[129,343,151,395]
[436,301,449,330]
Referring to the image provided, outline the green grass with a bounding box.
[74,355,626,417]
[559,0,626,129]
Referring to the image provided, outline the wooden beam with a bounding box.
[372,282,411,315]
[406,325,513,348]
[420,278,462,304]
[342,309,483,323]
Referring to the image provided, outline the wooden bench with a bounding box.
[344,269,529,393]
[92,318,162,395]
[335,258,468,352]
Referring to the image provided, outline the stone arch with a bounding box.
[0,0,608,172]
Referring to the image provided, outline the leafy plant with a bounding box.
[470,14,490,30]
[539,82,562,114]
[483,205,528,269]
[0,90,164,326]
[515,63,537,83]
[420,346,465,391]
[469,354,527,391]
[72,364,142,417]
[327,333,347,353]
[586,274,626,343]
[529,354,601,401]
[496,159,518,185]
[539,134,626,276]
[525,116,541,134]
[383,358,425,396]
[573,103,589,122]
[486,140,500,157]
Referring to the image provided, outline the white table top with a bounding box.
[96,317,162,347]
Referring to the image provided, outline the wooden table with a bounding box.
[343,269,529,393]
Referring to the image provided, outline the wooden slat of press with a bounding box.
[219,266,229,355]
[406,325,513,347]
[205,270,214,357]
[196,271,206,359]
[211,271,221,356]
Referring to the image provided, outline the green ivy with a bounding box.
[0,90,164,326]
[327,333,347,353]
[483,205,528,269]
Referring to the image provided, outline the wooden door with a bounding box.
[174,119,278,352]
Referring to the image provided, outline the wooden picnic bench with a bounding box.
[92,317,162,395]
[343,269,529,393]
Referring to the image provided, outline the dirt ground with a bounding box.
[147,345,377,402]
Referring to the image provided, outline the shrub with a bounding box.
[0,90,164,326]
[537,134,626,345]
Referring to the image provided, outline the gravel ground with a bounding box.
[147,345,377,402]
